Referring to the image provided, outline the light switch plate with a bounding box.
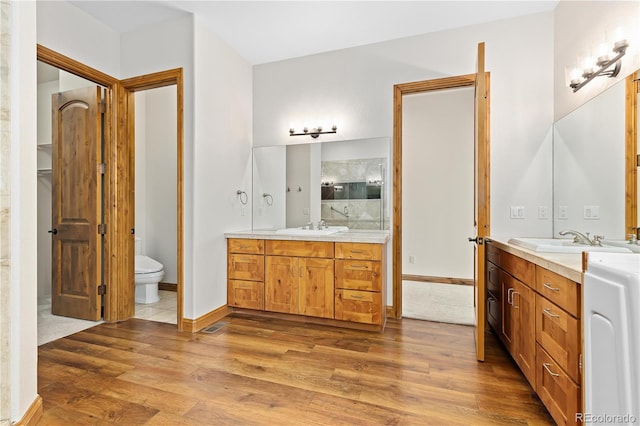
[510,206,525,219]
[584,205,600,220]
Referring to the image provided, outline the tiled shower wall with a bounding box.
[320,158,388,230]
[0,1,10,422]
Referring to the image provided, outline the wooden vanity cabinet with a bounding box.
[265,240,335,319]
[227,239,265,310]
[485,241,583,426]
[335,242,385,326]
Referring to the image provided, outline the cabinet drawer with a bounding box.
[535,295,581,383]
[486,262,500,296]
[487,293,501,333]
[335,290,383,325]
[228,280,264,310]
[335,243,382,261]
[228,238,264,254]
[535,266,580,317]
[486,242,500,266]
[500,250,535,284]
[335,260,381,291]
[536,344,581,426]
[266,240,334,258]
[228,254,264,281]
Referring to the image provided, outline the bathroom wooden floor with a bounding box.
[37,314,554,425]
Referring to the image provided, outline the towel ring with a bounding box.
[263,193,273,206]
[236,190,248,205]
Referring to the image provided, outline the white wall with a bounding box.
[402,88,474,279]
[191,17,252,319]
[11,0,38,421]
[554,1,640,121]
[134,87,179,283]
[254,11,555,239]
[36,1,120,78]
[36,80,57,299]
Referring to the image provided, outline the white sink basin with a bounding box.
[601,240,640,253]
[275,226,348,236]
[508,237,632,253]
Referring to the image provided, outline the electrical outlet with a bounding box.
[584,205,600,220]
[538,206,549,220]
[510,206,525,219]
[408,255,415,264]
[558,206,568,219]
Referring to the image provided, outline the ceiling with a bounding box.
[68,1,558,65]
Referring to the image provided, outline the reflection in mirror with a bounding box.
[252,137,390,231]
[553,78,625,239]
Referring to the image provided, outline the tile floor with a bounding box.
[134,290,177,324]
[37,290,177,345]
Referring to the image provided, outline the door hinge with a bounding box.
[98,223,107,235]
[98,284,107,295]
[98,162,106,174]
[637,154,640,167]
[579,353,582,373]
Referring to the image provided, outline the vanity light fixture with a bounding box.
[289,125,337,139]
[568,37,629,92]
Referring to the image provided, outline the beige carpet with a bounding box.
[402,281,475,326]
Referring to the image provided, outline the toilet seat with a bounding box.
[135,255,163,274]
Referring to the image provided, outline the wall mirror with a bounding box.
[252,137,391,231]
[553,71,638,240]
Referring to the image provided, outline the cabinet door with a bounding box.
[265,256,298,314]
[299,258,334,319]
[513,280,536,387]
[501,272,516,352]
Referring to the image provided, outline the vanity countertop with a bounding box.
[225,229,390,244]
[488,236,583,283]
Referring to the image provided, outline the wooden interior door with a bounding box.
[472,42,490,361]
[51,86,103,321]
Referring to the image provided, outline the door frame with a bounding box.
[37,45,185,328]
[391,73,489,319]
[120,70,185,331]
[37,45,123,321]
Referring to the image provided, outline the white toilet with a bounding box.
[135,237,164,304]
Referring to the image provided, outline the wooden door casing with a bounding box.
[51,86,103,321]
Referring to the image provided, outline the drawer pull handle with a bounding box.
[237,257,253,262]
[350,250,364,254]
[543,283,560,292]
[507,288,514,305]
[350,264,369,269]
[349,294,365,300]
[543,308,560,319]
[239,245,249,249]
[543,363,560,377]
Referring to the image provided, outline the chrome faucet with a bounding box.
[307,222,314,230]
[317,220,326,230]
[559,230,602,246]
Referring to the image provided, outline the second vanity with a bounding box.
[225,229,389,331]
[486,237,584,426]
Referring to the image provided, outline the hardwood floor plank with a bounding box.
[37,314,554,425]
